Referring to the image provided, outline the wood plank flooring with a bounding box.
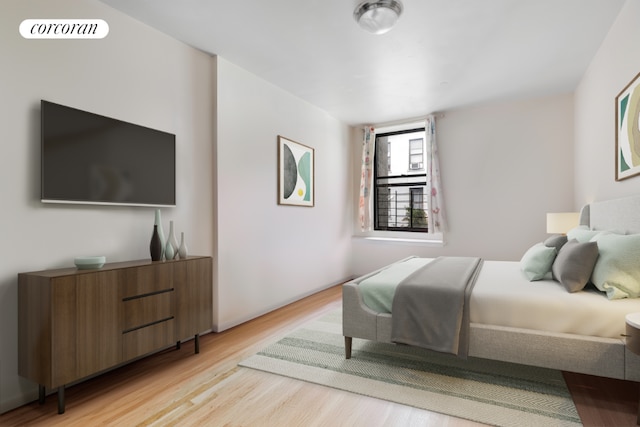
[1,284,638,426]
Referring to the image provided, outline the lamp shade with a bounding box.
[546,212,580,234]
[354,0,403,34]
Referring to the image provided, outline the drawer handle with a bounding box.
[123,288,174,302]
[122,316,174,334]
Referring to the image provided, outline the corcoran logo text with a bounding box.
[20,19,109,39]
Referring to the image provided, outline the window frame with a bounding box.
[373,127,428,233]
[354,121,443,245]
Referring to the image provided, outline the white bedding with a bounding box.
[360,257,640,339]
[471,260,640,339]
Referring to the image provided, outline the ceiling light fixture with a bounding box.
[353,0,403,35]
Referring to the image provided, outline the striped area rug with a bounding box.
[239,309,581,427]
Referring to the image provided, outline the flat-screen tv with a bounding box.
[41,100,176,207]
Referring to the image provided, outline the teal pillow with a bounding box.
[520,243,557,281]
[591,233,640,299]
[567,226,602,243]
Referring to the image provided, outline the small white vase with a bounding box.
[165,237,175,260]
[154,209,166,260]
[178,232,188,259]
[166,220,179,260]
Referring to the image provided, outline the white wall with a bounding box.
[351,94,575,275]
[214,58,352,331]
[1,0,214,412]
[575,0,640,204]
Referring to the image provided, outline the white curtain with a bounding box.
[426,115,447,232]
[358,126,375,231]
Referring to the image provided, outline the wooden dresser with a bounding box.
[18,256,213,414]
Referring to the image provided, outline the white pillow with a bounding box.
[591,233,640,299]
[520,243,557,281]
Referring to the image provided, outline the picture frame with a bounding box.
[277,135,314,207]
[615,71,640,181]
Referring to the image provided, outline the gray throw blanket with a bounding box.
[391,256,483,357]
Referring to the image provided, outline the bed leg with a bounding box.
[345,336,352,359]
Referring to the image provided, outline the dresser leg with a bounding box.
[176,340,181,350]
[194,334,200,354]
[38,385,45,404]
[57,385,65,415]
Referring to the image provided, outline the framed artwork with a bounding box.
[616,71,640,181]
[277,135,314,206]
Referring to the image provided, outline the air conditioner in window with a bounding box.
[409,162,423,170]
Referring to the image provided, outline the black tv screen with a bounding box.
[41,100,176,207]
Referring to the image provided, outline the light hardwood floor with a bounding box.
[2,284,638,426]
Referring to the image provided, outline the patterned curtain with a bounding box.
[426,115,446,232]
[359,126,375,231]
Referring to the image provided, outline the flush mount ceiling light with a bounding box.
[353,0,403,35]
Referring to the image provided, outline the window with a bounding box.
[374,128,428,232]
[409,138,424,170]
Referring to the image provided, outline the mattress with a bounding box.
[359,258,640,339]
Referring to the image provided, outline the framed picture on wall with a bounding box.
[277,135,314,207]
[616,71,640,181]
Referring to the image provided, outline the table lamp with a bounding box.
[546,212,580,234]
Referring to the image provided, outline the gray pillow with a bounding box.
[551,239,599,292]
[544,234,568,253]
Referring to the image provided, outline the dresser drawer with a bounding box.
[123,290,174,332]
[121,263,173,299]
[122,318,175,361]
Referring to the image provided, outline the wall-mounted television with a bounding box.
[41,100,176,207]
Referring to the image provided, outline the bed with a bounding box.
[343,195,640,381]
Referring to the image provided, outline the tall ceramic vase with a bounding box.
[165,220,179,260]
[154,209,166,260]
[150,225,163,261]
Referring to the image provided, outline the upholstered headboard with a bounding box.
[579,195,640,234]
